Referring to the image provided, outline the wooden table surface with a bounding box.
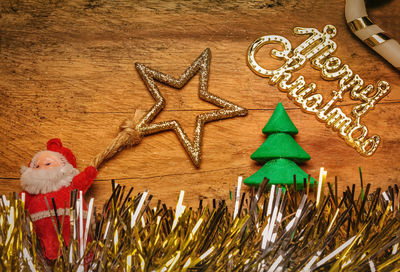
[1,0,399,207]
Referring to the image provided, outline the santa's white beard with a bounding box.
[20,164,79,195]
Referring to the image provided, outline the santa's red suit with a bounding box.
[21,138,97,260]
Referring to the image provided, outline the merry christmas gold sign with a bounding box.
[247,25,390,156]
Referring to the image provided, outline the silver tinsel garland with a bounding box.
[1,169,399,271]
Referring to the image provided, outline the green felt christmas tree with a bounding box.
[244,103,315,189]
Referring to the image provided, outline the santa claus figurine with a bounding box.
[20,138,97,260]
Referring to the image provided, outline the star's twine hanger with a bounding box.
[90,48,247,169]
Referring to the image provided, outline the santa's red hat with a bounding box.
[46,138,77,168]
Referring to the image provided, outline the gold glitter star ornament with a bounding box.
[134,48,247,167]
[91,48,247,169]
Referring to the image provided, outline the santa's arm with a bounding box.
[71,166,98,194]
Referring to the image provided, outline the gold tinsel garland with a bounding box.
[1,172,400,271]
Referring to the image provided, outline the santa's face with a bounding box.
[33,151,63,169]
[20,151,79,195]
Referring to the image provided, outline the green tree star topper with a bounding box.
[244,103,315,189]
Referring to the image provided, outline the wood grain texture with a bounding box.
[0,0,399,207]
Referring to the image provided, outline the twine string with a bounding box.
[90,111,144,169]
